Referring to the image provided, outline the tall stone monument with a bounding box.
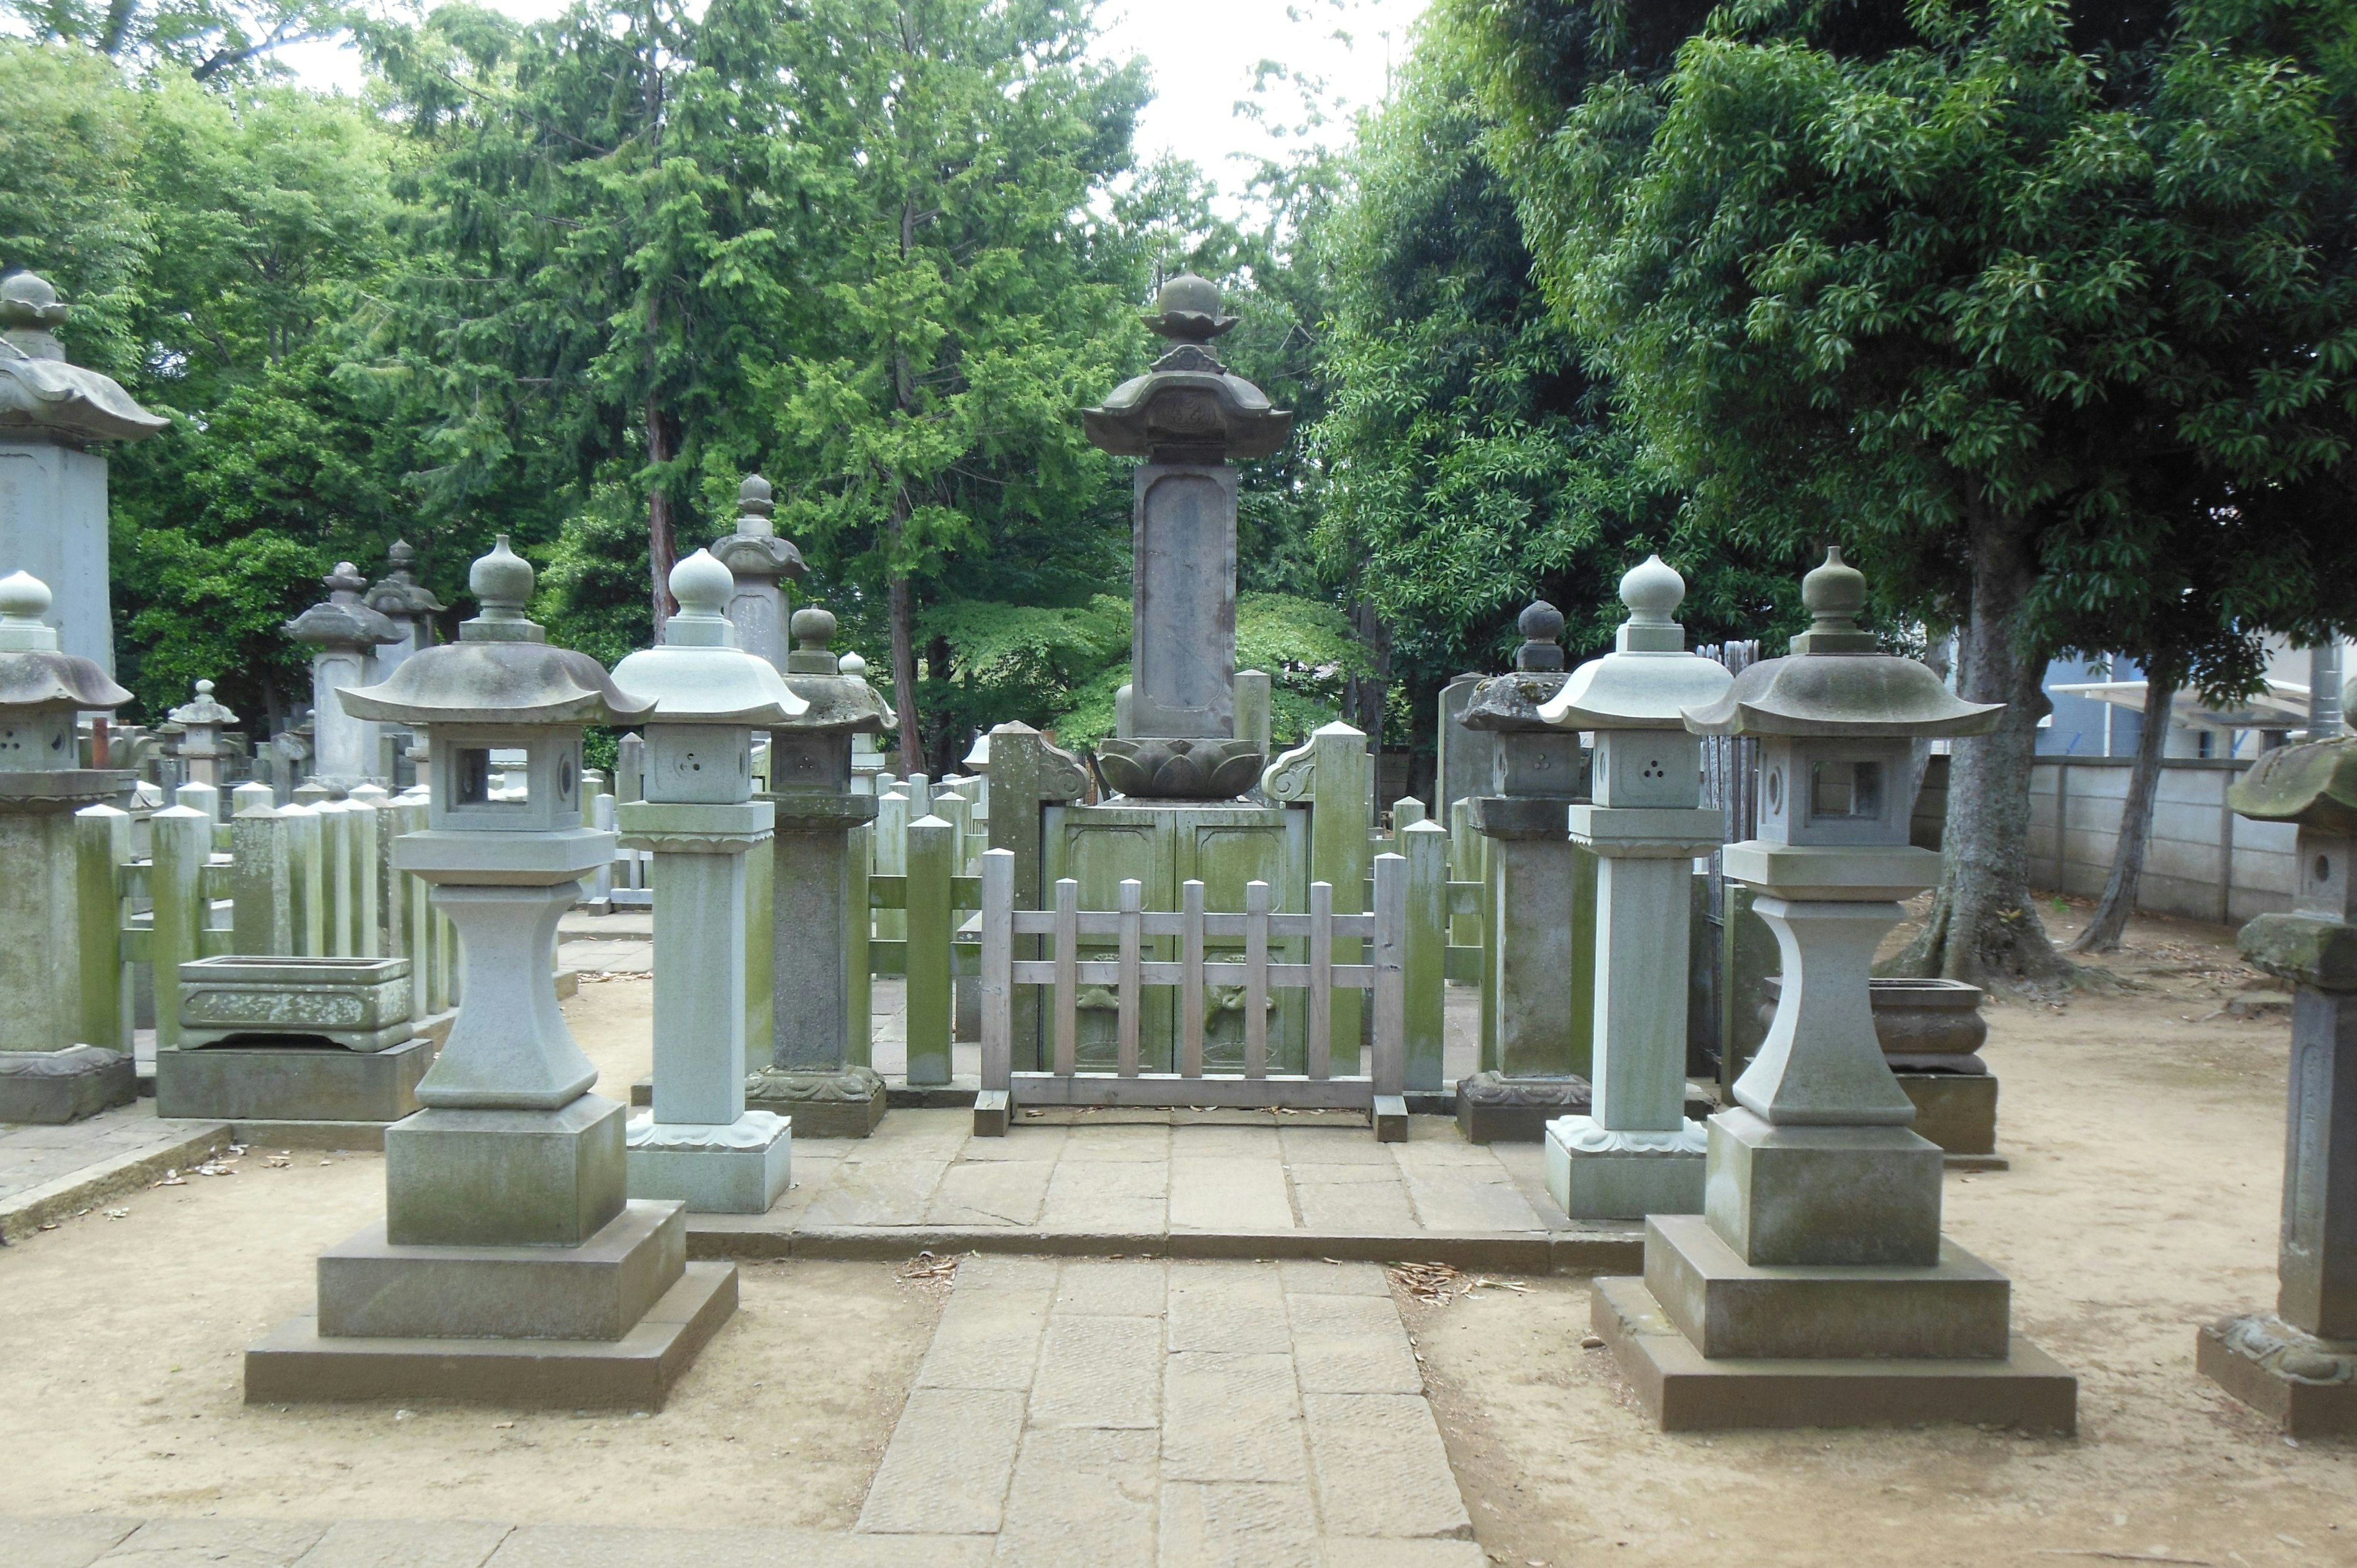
[1592,549,2075,1431]
[1083,273,1288,787]
[0,570,135,1121]
[2199,736,2357,1434]
[711,473,805,670]
[285,562,400,790]
[0,271,167,675]
[611,550,805,1210]
[363,540,446,680]
[1454,603,1596,1141]
[1540,557,1730,1218]
[745,605,892,1136]
[247,539,738,1407]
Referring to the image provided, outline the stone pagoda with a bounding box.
[711,474,805,670]
[0,270,167,674]
[247,538,738,1408]
[2200,735,2357,1434]
[1592,548,2075,1431]
[364,540,447,680]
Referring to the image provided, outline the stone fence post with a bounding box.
[1263,720,1371,1071]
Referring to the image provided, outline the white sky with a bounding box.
[277,0,1430,212]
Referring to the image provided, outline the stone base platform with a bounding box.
[2196,1313,2357,1437]
[0,1046,136,1125]
[1898,1070,2000,1161]
[245,1260,736,1410]
[153,1038,432,1124]
[317,1202,686,1341]
[1546,1132,1704,1222]
[743,1067,887,1139]
[627,1113,793,1214]
[1592,1274,2076,1432]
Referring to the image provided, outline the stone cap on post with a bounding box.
[711,473,807,581]
[1462,603,1571,735]
[339,538,655,728]
[284,562,402,654]
[2232,733,2357,990]
[167,678,238,730]
[363,540,447,619]
[0,570,130,711]
[0,271,168,445]
[1541,557,1732,730]
[770,606,889,735]
[1681,549,2001,739]
[1082,274,1293,464]
[609,551,807,725]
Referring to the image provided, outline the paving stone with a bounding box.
[1396,1167,1546,1232]
[1,1518,140,1568]
[97,1520,328,1567]
[1292,1178,1420,1236]
[1389,1137,1504,1170]
[961,1125,1065,1162]
[1286,1161,1407,1185]
[1279,1128,1398,1165]
[799,1159,949,1227]
[1053,1258,1168,1316]
[1039,1159,1166,1230]
[1300,1393,1473,1541]
[1161,1352,1306,1482]
[1318,1539,1490,1567]
[853,1107,974,1157]
[486,1524,992,1567]
[992,1427,1158,1568]
[1159,1481,1320,1568]
[1279,1259,1391,1297]
[1061,1125,1171,1162]
[954,1254,1060,1292]
[1028,1315,1162,1429]
[1163,1125,1284,1159]
[925,1159,1053,1227]
[296,1521,512,1568]
[856,1387,1028,1535]
[916,1285,1053,1389]
[1168,1263,1290,1354]
[1288,1295,1423,1395]
[1169,1155,1295,1232]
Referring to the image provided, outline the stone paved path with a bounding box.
[855,1254,1480,1567]
[0,1108,227,1241]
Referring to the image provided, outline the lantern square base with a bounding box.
[0,1045,135,1124]
[1590,1274,2076,1433]
[385,1095,627,1247]
[2196,1315,2357,1437]
[745,1066,887,1138]
[1545,1126,1704,1221]
[1705,1108,1943,1267]
[626,1113,792,1213]
[155,1038,432,1124]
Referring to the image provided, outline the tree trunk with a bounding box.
[1890,498,2074,988]
[2069,667,2174,954]
[888,503,924,773]
[646,394,676,643]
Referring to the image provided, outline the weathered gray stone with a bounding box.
[0,1044,134,1123]
[385,1095,628,1248]
[710,474,805,671]
[319,1200,684,1340]
[1702,1106,1942,1267]
[177,956,415,1051]
[154,1037,430,1123]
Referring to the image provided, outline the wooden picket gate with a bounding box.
[972,846,1412,1140]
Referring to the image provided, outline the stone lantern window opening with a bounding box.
[433,726,578,830]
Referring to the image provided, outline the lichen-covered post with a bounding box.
[2197,737,2357,1435]
[610,550,805,1213]
[905,813,956,1085]
[246,536,738,1410]
[1455,603,1596,1141]
[0,570,137,1121]
[979,722,1088,1068]
[1401,817,1448,1089]
[1264,721,1372,1072]
[1538,558,1731,1219]
[746,605,892,1136]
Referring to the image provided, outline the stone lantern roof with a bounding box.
[1541,557,1732,729]
[340,538,655,727]
[772,607,889,735]
[610,551,807,725]
[285,562,402,652]
[2229,733,2357,832]
[1082,274,1293,463]
[0,570,130,710]
[711,474,806,580]
[1681,549,2000,739]
[364,540,447,619]
[0,271,168,446]
[1461,602,1571,733]
[166,678,238,730]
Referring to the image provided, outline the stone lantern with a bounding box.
[711,474,805,670]
[1587,547,2074,1431]
[610,550,808,1211]
[1454,601,1595,1140]
[166,679,239,790]
[0,270,167,675]
[0,570,135,1121]
[363,539,446,679]
[284,562,401,790]
[246,538,739,1409]
[746,604,893,1135]
[1083,274,1290,796]
[2199,736,2357,1434]
[1537,557,1731,1216]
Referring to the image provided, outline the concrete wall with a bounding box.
[2024,757,2295,927]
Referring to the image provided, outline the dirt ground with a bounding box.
[0,979,943,1527]
[1402,896,2356,1568]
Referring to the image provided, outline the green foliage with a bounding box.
[6,0,332,83]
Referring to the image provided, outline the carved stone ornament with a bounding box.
[2212,1313,2356,1386]
[363,540,447,619]
[284,562,402,654]
[1457,1070,1591,1110]
[0,271,168,444]
[1096,735,1264,800]
[1082,274,1293,463]
[745,1064,886,1103]
[711,473,807,580]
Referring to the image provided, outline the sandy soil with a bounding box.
[0,981,942,1528]
[1403,902,2356,1568]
